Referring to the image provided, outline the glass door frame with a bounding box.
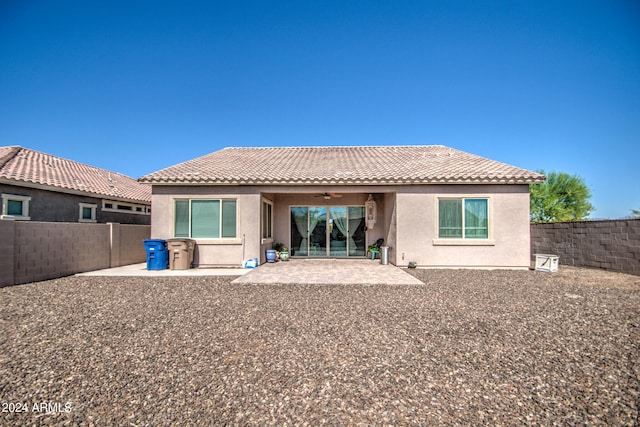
[290,205,367,258]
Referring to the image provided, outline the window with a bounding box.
[79,203,97,222]
[102,200,150,215]
[1,194,31,220]
[438,198,489,239]
[174,199,237,239]
[262,200,273,240]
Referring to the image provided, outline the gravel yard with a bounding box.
[1,267,639,426]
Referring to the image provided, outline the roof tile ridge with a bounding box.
[222,144,446,150]
[224,144,444,148]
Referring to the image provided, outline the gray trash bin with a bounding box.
[167,238,195,270]
[380,246,389,265]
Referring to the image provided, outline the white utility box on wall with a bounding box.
[534,254,559,272]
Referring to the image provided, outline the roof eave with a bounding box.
[139,177,546,186]
[0,178,152,204]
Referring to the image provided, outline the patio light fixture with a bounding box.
[365,194,377,229]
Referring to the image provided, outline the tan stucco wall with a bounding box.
[151,186,261,267]
[151,184,531,269]
[152,185,392,266]
[383,192,397,265]
[394,184,531,269]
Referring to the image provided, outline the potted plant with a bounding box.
[273,243,289,261]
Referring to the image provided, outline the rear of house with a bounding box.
[139,146,544,269]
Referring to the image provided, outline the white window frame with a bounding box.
[173,198,238,241]
[102,200,150,215]
[262,198,273,242]
[79,203,97,223]
[1,193,31,220]
[433,195,495,246]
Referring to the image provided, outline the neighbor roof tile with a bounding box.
[0,146,151,202]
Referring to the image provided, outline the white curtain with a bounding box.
[332,214,348,252]
[309,209,320,244]
[348,215,363,254]
[293,209,308,255]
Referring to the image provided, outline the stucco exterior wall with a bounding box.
[152,185,392,266]
[260,193,275,264]
[383,192,397,265]
[150,184,531,269]
[0,184,150,224]
[395,184,531,269]
[151,186,262,267]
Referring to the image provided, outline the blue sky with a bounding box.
[1,1,638,219]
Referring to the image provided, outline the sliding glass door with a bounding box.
[291,206,366,257]
[349,207,366,256]
[291,207,327,256]
[329,207,348,256]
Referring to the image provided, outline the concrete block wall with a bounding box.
[0,220,150,287]
[13,222,111,285]
[114,224,149,266]
[531,219,640,276]
[0,220,16,287]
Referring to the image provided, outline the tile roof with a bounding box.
[0,146,151,203]
[139,145,544,185]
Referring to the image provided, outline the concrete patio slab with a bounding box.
[77,263,249,277]
[232,259,425,285]
[77,260,424,284]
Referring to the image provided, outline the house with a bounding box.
[139,145,544,268]
[0,146,151,224]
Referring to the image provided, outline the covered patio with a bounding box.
[262,189,396,263]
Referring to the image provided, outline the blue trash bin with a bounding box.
[143,239,168,270]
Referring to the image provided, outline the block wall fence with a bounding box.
[531,218,640,276]
[0,220,150,287]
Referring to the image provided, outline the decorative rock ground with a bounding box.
[1,267,638,425]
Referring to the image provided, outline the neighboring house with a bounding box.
[0,146,151,224]
[139,145,544,268]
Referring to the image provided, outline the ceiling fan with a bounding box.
[315,192,343,200]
